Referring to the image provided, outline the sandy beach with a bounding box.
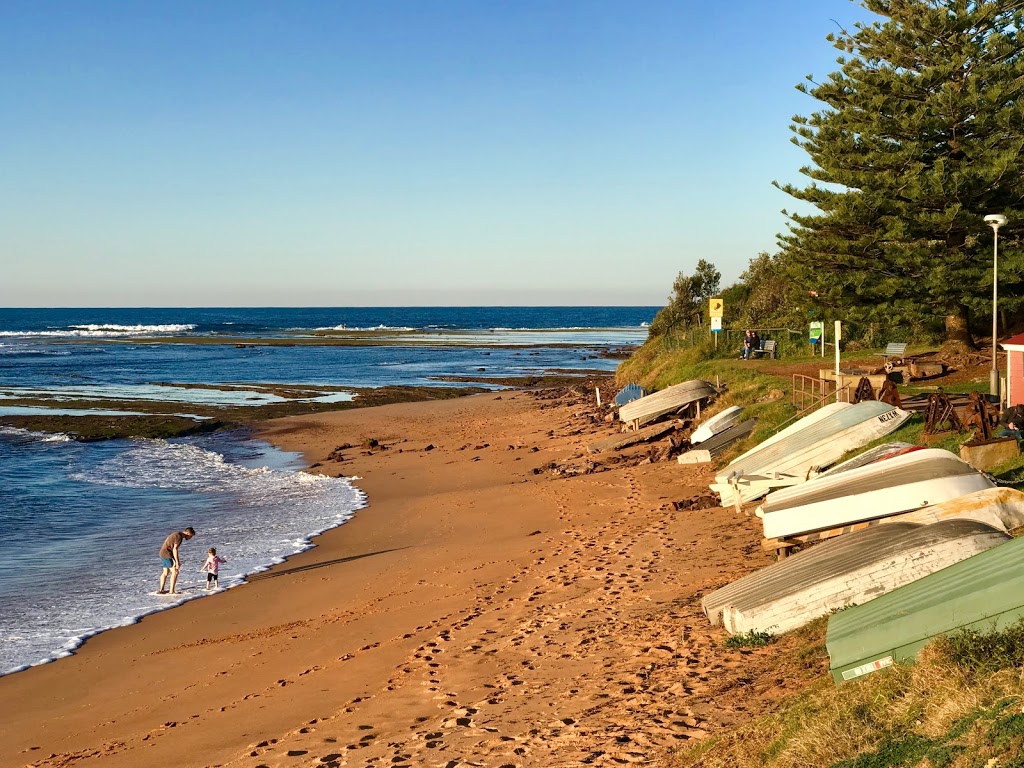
[0,387,820,768]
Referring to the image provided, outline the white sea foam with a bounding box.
[68,324,197,333]
[310,324,416,332]
[0,383,353,407]
[0,426,72,442]
[0,323,196,338]
[1,437,366,675]
[0,346,72,355]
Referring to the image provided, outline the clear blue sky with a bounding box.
[1,1,871,307]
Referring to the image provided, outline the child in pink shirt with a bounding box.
[200,548,227,590]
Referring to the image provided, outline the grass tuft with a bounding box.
[724,629,777,649]
[667,639,1024,768]
[931,619,1024,676]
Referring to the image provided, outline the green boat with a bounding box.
[827,534,1024,684]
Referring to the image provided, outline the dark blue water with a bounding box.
[0,306,655,336]
[0,307,655,675]
[0,306,655,392]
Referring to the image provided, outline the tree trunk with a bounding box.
[942,305,976,354]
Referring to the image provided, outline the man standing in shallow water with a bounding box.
[158,527,195,594]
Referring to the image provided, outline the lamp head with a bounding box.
[984,214,1008,229]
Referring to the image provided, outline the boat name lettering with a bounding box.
[877,410,900,423]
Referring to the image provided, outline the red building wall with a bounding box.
[1010,350,1024,406]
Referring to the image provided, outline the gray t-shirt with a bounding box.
[160,531,185,559]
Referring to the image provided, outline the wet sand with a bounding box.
[0,388,809,768]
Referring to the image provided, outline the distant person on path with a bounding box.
[200,547,227,590]
[997,404,1024,441]
[741,330,753,360]
[158,527,195,594]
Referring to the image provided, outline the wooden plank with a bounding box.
[761,519,879,550]
[586,420,678,454]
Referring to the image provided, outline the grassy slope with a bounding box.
[617,336,1024,767]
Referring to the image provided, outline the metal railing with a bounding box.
[792,373,853,414]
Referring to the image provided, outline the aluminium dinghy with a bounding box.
[710,401,912,506]
[618,379,717,428]
[703,519,1008,636]
[690,405,744,445]
[758,448,995,541]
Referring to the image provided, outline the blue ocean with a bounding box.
[0,307,655,674]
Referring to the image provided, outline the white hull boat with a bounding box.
[759,448,995,540]
[881,487,1024,532]
[819,442,920,477]
[691,405,744,445]
[618,379,717,428]
[702,519,1008,636]
[726,402,850,466]
[711,401,912,506]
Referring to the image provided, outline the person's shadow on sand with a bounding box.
[246,548,409,581]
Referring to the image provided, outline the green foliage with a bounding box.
[724,629,777,649]
[776,0,1024,344]
[932,620,1024,676]
[735,252,804,329]
[830,732,961,768]
[826,701,1024,768]
[647,259,721,337]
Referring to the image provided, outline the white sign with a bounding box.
[710,316,722,333]
[842,656,893,681]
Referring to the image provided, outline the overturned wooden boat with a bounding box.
[711,401,912,506]
[618,379,717,429]
[703,519,1007,637]
[758,448,995,540]
[691,405,743,445]
[827,533,1024,683]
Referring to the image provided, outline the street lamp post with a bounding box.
[984,214,1008,400]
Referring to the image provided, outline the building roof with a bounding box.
[1001,332,1024,350]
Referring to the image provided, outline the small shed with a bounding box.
[1001,332,1024,406]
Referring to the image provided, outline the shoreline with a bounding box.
[0,377,612,441]
[0,387,807,768]
[0,430,368,678]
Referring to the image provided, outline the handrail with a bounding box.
[770,377,854,438]
[791,373,853,412]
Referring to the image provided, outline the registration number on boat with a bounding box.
[842,655,893,681]
[877,410,900,423]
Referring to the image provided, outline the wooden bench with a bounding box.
[750,339,777,359]
[877,342,908,368]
